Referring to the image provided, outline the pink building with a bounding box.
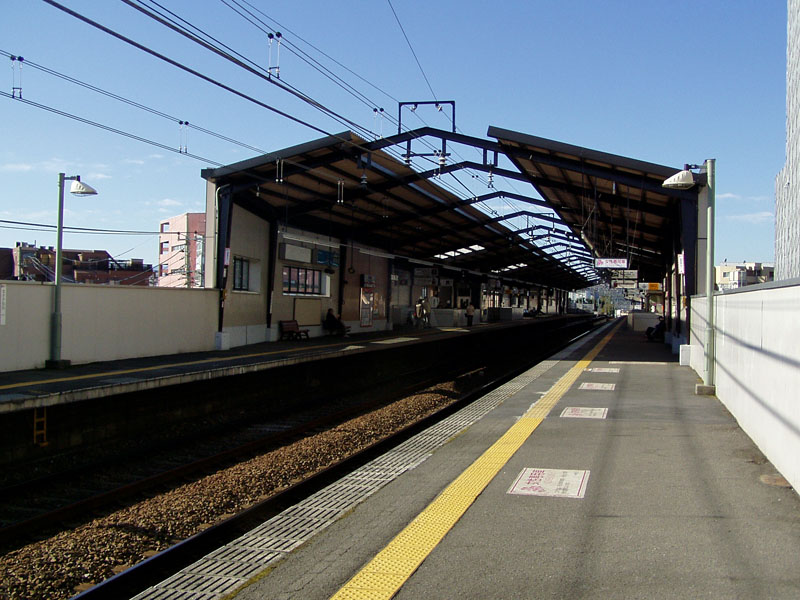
[157,213,206,288]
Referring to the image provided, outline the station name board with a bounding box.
[595,258,628,269]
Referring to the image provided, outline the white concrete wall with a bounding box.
[0,281,218,371]
[689,281,800,492]
[0,282,52,372]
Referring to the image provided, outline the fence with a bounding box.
[0,281,218,372]
[689,278,800,492]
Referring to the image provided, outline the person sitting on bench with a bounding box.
[324,308,348,336]
[646,316,665,342]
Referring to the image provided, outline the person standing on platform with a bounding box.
[465,303,475,327]
[421,297,431,328]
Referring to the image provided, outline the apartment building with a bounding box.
[715,261,775,290]
[157,213,206,288]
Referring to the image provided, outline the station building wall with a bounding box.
[222,205,270,347]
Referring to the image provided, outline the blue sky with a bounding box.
[1,1,787,272]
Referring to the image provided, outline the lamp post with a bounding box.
[663,159,716,391]
[46,173,98,369]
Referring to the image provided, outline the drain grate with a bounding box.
[153,572,241,597]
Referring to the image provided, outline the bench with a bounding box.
[278,319,309,340]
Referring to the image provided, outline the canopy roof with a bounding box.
[488,126,694,283]
[202,126,694,291]
[202,130,594,290]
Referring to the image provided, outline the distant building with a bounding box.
[776,0,800,279]
[1,242,153,285]
[715,262,774,291]
[157,213,206,288]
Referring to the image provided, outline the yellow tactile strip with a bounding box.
[330,321,622,600]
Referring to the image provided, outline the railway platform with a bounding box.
[135,318,800,600]
[0,314,572,414]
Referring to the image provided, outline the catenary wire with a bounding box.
[386,0,437,102]
[0,49,270,155]
[1,91,223,165]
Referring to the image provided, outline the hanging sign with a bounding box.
[638,282,663,291]
[611,280,637,289]
[595,258,628,268]
[611,269,638,280]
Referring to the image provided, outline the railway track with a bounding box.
[0,319,603,600]
[0,361,466,550]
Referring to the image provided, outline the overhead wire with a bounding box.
[127,0,484,204]
[0,49,270,155]
[235,0,402,105]
[0,218,184,236]
[120,0,377,140]
[386,0,437,102]
[42,0,342,140]
[36,1,580,279]
[1,90,223,165]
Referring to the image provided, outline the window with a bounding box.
[233,256,250,291]
[282,266,322,295]
[160,263,169,276]
[160,241,169,254]
[160,222,170,233]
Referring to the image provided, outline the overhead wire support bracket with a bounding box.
[397,100,455,134]
[267,31,282,78]
[10,55,23,98]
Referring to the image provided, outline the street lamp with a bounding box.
[46,173,98,369]
[663,159,716,391]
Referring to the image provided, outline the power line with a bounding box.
[41,1,477,201]
[42,0,339,140]
[0,218,182,236]
[1,91,223,165]
[33,2,568,271]
[120,0,376,140]
[0,49,270,155]
[235,0,402,105]
[386,0,437,102]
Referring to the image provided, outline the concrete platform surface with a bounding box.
[228,320,800,600]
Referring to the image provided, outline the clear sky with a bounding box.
[1,0,787,274]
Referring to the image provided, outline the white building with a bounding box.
[776,0,800,280]
[715,262,774,290]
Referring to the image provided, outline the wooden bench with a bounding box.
[278,319,309,340]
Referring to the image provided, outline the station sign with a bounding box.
[595,258,628,268]
[611,280,637,289]
[610,269,638,280]
[638,282,663,291]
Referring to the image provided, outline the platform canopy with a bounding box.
[487,126,696,285]
[202,130,597,291]
[202,126,696,292]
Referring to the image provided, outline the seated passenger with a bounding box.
[324,308,348,336]
[646,316,666,341]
